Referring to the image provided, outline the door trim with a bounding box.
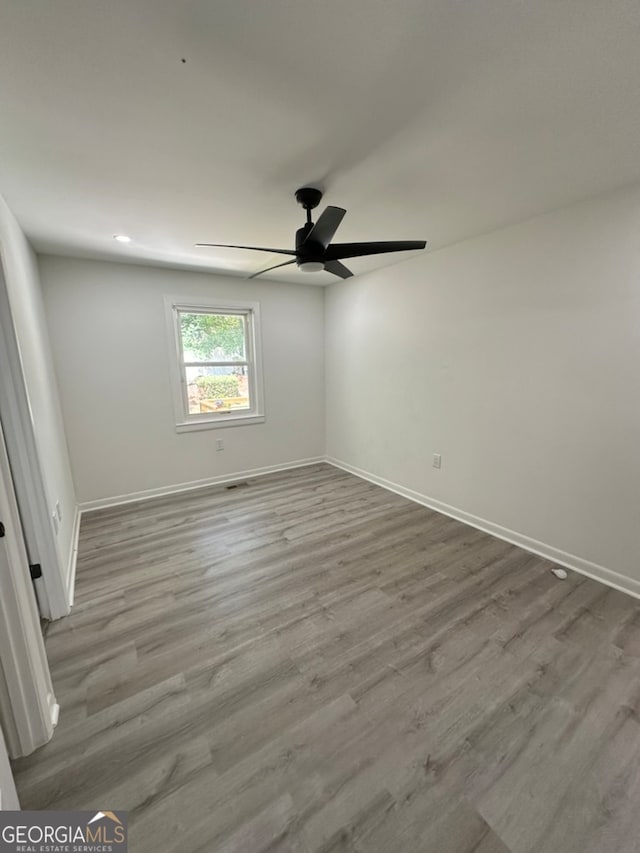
[0,255,69,620]
[0,423,57,757]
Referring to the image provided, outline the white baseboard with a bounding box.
[66,504,81,607]
[78,457,326,513]
[326,456,640,601]
[74,453,640,602]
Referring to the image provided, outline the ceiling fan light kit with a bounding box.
[196,187,427,280]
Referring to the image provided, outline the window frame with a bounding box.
[165,296,265,432]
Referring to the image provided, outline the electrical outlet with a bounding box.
[55,501,62,522]
[433,453,442,469]
[52,512,59,535]
[216,439,224,452]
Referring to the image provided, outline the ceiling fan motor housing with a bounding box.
[295,224,321,256]
[295,226,325,271]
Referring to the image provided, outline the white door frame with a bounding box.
[0,725,19,809]
[0,254,69,621]
[0,419,58,758]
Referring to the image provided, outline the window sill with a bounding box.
[175,413,265,433]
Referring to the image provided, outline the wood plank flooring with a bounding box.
[12,464,640,852]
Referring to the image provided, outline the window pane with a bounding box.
[185,365,251,415]
[179,311,246,362]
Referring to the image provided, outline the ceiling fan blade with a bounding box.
[248,259,297,280]
[324,260,353,279]
[196,243,296,256]
[303,206,346,250]
[325,240,426,260]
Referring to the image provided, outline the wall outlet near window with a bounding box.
[433,453,442,469]
[216,439,224,452]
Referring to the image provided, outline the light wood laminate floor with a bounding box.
[13,464,640,852]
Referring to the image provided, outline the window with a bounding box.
[166,298,264,431]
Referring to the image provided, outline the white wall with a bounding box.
[0,726,19,809]
[325,184,640,588]
[40,256,325,504]
[0,193,76,611]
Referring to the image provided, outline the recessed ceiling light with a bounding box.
[114,234,131,243]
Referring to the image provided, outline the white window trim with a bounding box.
[164,296,265,432]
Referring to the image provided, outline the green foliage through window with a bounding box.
[193,375,240,399]
[180,312,245,361]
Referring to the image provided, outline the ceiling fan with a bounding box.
[196,187,427,279]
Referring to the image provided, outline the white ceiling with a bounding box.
[1,0,640,284]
